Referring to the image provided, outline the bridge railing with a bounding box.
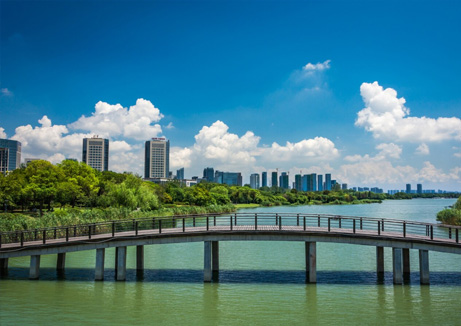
[0,213,460,249]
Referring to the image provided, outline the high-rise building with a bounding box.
[302,174,310,191]
[144,138,170,179]
[203,167,214,182]
[279,172,289,189]
[271,171,278,187]
[317,175,323,191]
[406,184,411,194]
[0,139,22,173]
[261,172,268,187]
[250,173,260,189]
[294,174,302,191]
[176,167,185,180]
[342,183,348,190]
[325,174,332,191]
[214,171,242,186]
[417,184,423,194]
[82,137,109,172]
[310,173,317,191]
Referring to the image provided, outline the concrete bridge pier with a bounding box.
[116,246,127,281]
[0,258,8,276]
[95,248,105,281]
[29,255,41,280]
[392,248,403,284]
[204,241,219,282]
[403,248,410,279]
[376,246,384,274]
[419,250,430,285]
[136,245,144,273]
[57,253,66,271]
[305,242,317,283]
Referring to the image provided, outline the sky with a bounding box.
[1,0,460,191]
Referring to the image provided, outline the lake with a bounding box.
[1,198,460,325]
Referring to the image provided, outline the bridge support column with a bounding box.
[95,248,105,281]
[136,245,144,272]
[57,253,66,271]
[403,248,410,277]
[419,250,430,285]
[212,241,219,277]
[29,255,41,280]
[0,258,8,276]
[204,241,212,282]
[392,248,403,285]
[376,246,384,274]
[305,242,317,283]
[116,246,127,281]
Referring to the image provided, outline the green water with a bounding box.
[1,198,461,325]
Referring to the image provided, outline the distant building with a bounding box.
[317,175,323,191]
[261,172,268,187]
[0,139,21,173]
[417,184,423,194]
[310,173,317,191]
[279,172,289,189]
[406,184,411,194]
[144,138,169,179]
[214,171,242,186]
[342,183,348,190]
[325,174,332,191]
[250,173,260,189]
[371,187,383,193]
[25,158,41,165]
[271,171,278,187]
[302,174,310,191]
[294,174,302,191]
[203,167,214,182]
[82,137,109,172]
[176,167,185,180]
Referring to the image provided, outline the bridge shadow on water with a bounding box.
[2,268,461,286]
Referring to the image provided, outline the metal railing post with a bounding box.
[112,221,115,237]
[206,217,209,231]
[449,228,452,239]
[54,227,57,239]
[360,218,363,230]
[89,225,92,239]
[234,213,237,226]
[193,217,196,227]
[430,225,433,240]
[381,219,384,231]
[43,230,46,244]
[276,213,278,226]
[74,226,77,237]
[339,217,341,229]
[152,218,156,230]
[328,218,331,232]
[255,214,257,230]
[35,229,38,241]
[214,216,216,227]
[182,218,185,232]
[66,227,69,242]
[159,219,162,234]
[135,221,138,236]
[378,221,381,236]
[353,219,356,234]
[403,222,406,238]
[230,215,233,231]
[318,215,321,227]
[297,214,299,226]
[456,229,459,243]
[279,215,282,230]
[20,231,24,247]
[303,216,306,231]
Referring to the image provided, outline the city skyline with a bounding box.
[1,1,460,190]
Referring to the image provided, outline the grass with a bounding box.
[234,203,261,209]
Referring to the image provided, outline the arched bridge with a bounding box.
[1,213,460,284]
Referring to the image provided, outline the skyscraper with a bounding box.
[406,184,411,194]
[214,171,242,186]
[310,173,317,191]
[144,138,170,179]
[176,167,185,180]
[417,184,422,194]
[279,172,289,189]
[82,137,109,172]
[261,172,267,187]
[250,173,260,189]
[325,174,332,191]
[0,139,21,173]
[317,174,323,191]
[271,171,278,187]
[294,174,302,191]
[203,167,214,182]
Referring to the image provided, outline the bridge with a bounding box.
[1,213,460,284]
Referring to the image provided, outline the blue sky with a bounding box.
[1,0,460,190]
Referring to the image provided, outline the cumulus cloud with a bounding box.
[1,88,12,96]
[110,140,132,152]
[164,122,175,130]
[170,147,193,169]
[376,143,402,159]
[0,127,6,138]
[264,137,339,162]
[355,81,461,142]
[415,143,430,155]
[303,60,331,71]
[70,98,163,140]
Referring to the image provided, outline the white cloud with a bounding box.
[110,141,132,152]
[0,127,6,138]
[164,122,175,130]
[1,88,12,96]
[417,161,451,183]
[264,137,339,162]
[376,143,402,159]
[415,143,430,155]
[355,81,461,142]
[170,147,192,169]
[70,98,163,140]
[303,60,331,71]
